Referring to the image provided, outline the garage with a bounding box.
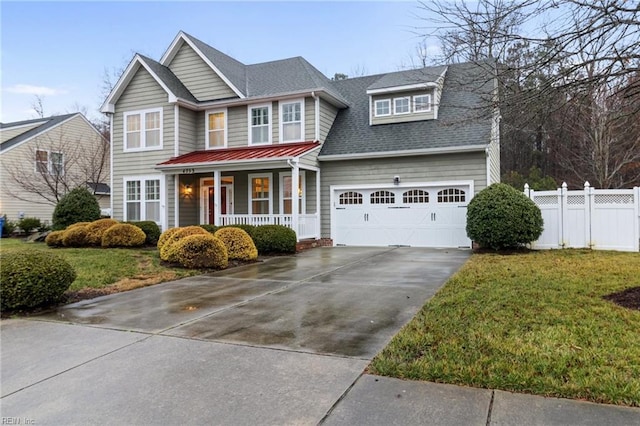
[331,182,472,248]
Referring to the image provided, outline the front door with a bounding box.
[207,187,228,224]
[201,184,233,225]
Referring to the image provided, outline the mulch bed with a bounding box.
[603,286,640,311]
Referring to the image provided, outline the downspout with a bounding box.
[109,113,114,218]
[311,91,320,142]
[287,158,300,241]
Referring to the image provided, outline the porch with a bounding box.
[219,213,319,240]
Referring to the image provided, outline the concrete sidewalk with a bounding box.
[1,247,638,425]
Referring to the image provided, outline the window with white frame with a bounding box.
[124,108,161,151]
[125,177,161,223]
[249,174,272,214]
[414,94,432,112]
[280,172,305,214]
[393,97,410,115]
[280,100,303,142]
[35,150,64,175]
[249,104,271,145]
[207,109,226,149]
[374,99,391,117]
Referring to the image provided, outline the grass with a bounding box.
[369,249,640,407]
[0,238,200,293]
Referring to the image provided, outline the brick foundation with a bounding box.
[295,238,334,252]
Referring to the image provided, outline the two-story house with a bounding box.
[0,113,110,224]
[101,31,499,248]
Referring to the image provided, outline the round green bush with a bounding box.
[101,223,146,247]
[18,217,42,234]
[169,234,228,269]
[159,226,209,262]
[214,227,258,261]
[85,219,119,246]
[127,221,161,245]
[62,225,90,247]
[158,227,180,250]
[52,187,101,230]
[251,225,297,254]
[45,230,65,247]
[466,183,544,250]
[199,224,219,234]
[222,224,256,238]
[1,249,76,310]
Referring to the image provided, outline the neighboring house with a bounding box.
[101,31,499,248]
[0,113,110,224]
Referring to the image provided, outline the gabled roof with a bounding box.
[87,182,111,195]
[0,113,79,153]
[138,55,197,103]
[366,66,448,92]
[320,62,495,158]
[157,141,320,170]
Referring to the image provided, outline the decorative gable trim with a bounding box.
[160,32,245,99]
[101,55,179,113]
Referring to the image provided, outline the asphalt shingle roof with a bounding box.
[320,62,496,157]
[0,114,78,153]
[138,55,198,103]
[366,66,448,91]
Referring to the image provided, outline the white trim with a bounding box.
[393,97,411,115]
[101,55,178,113]
[279,98,305,143]
[174,174,180,227]
[109,114,114,218]
[413,94,432,113]
[279,171,306,214]
[248,172,273,214]
[313,93,320,141]
[122,175,165,227]
[174,105,180,157]
[366,82,438,95]
[159,32,245,99]
[373,99,391,117]
[199,176,235,224]
[123,107,163,152]
[205,108,228,149]
[486,146,491,188]
[34,149,64,175]
[247,103,272,145]
[318,144,488,161]
[162,174,168,231]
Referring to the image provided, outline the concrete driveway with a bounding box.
[1,247,469,424]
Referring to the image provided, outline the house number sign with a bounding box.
[182,168,195,174]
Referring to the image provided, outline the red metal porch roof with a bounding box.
[157,141,320,167]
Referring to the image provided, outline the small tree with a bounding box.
[466,183,543,250]
[52,187,100,230]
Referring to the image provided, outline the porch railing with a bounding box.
[219,213,319,240]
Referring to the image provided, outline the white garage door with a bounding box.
[332,183,471,248]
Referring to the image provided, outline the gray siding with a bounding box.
[168,42,238,101]
[299,148,320,169]
[227,106,248,148]
[319,99,339,142]
[195,111,205,149]
[319,152,487,237]
[305,170,317,214]
[166,175,176,229]
[305,97,315,141]
[489,115,501,184]
[178,107,197,155]
[371,89,436,125]
[272,102,279,144]
[112,67,174,223]
[0,123,41,144]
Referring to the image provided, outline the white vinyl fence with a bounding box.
[525,182,640,252]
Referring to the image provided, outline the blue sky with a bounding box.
[1,1,433,123]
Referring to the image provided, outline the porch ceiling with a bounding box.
[156,141,320,172]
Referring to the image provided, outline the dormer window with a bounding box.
[414,94,432,113]
[374,99,391,117]
[393,97,410,115]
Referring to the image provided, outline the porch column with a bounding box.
[213,170,221,226]
[316,169,321,239]
[291,160,300,241]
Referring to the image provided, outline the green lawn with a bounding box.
[369,250,640,407]
[0,238,200,293]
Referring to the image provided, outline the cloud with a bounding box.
[5,84,68,96]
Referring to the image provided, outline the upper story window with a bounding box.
[206,109,227,149]
[124,108,162,152]
[374,99,391,117]
[249,104,271,145]
[393,97,410,115]
[35,150,64,176]
[414,94,432,113]
[280,99,304,142]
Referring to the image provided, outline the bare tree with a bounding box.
[31,95,46,118]
[3,128,110,205]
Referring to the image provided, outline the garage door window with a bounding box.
[438,188,466,203]
[370,190,395,204]
[403,189,429,203]
[339,191,363,205]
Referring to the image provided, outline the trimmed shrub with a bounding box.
[199,224,219,234]
[222,224,256,238]
[45,230,66,247]
[62,225,90,247]
[214,227,258,261]
[157,227,180,250]
[466,183,544,250]
[85,219,119,246]
[1,249,76,310]
[169,234,228,269]
[252,225,297,254]
[127,221,161,245]
[52,187,101,230]
[17,217,42,234]
[101,223,146,247]
[159,226,209,262]
[67,222,91,230]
